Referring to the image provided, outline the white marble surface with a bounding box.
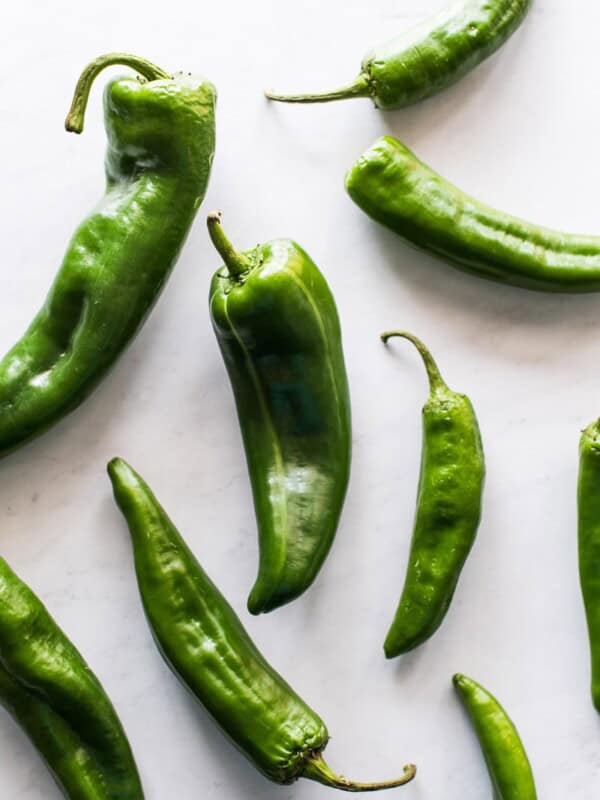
[0,0,598,797]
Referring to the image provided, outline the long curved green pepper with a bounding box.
[266,0,531,109]
[207,212,351,615]
[0,557,144,799]
[108,457,416,792]
[382,332,484,658]
[347,136,600,293]
[578,419,600,711]
[0,53,215,457]
[453,674,537,800]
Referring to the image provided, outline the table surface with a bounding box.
[1,1,598,797]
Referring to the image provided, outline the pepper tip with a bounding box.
[107,457,128,481]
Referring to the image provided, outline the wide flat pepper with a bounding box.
[0,53,215,457]
[108,457,416,791]
[207,212,352,614]
[0,557,143,799]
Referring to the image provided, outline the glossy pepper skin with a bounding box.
[382,332,484,658]
[266,0,531,108]
[347,136,600,293]
[454,674,537,800]
[108,457,415,791]
[207,213,351,615]
[578,419,600,711]
[0,53,215,457]
[0,557,143,799]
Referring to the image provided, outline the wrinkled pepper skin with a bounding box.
[207,213,351,615]
[578,419,600,711]
[266,0,531,109]
[0,53,215,457]
[454,674,537,800]
[108,458,415,792]
[382,333,484,658]
[0,557,143,799]
[347,136,600,293]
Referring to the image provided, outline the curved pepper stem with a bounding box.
[303,753,416,792]
[65,52,170,134]
[381,330,449,397]
[207,211,254,280]
[265,73,371,104]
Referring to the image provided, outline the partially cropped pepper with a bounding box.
[0,53,215,457]
[347,136,600,293]
[0,557,143,799]
[207,212,352,614]
[578,418,600,711]
[381,333,484,658]
[108,457,415,791]
[454,674,537,799]
[266,0,531,109]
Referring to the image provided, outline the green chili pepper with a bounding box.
[346,136,600,293]
[108,457,416,792]
[453,674,537,800]
[0,53,215,458]
[0,557,143,799]
[266,0,531,109]
[381,332,484,658]
[578,419,600,711]
[207,212,352,615]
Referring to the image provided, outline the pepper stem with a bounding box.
[207,211,253,279]
[302,753,416,792]
[265,73,371,104]
[381,331,448,396]
[65,52,170,134]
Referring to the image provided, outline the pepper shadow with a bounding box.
[154,679,295,800]
[374,1,538,146]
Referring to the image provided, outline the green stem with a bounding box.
[65,52,170,134]
[381,330,448,396]
[303,753,416,792]
[207,212,253,279]
[265,73,371,104]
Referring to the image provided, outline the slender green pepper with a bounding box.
[207,212,352,615]
[0,53,215,457]
[347,136,600,293]
[108,457,416,792]
[382,332,484,658]
[266,0,531,109]
[578,419,600,711]
[0,557,143,799]
[453,674,537,800]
